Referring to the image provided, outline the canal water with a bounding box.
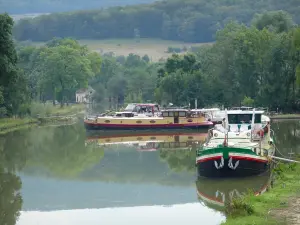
[0,120,299,225]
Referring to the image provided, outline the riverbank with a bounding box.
[0,104,85,134]
[223,162,300,225]
[270,114,300,120]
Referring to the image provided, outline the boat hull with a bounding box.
[84,121,213,130]
[196,148,271,178]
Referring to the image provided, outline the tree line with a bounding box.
[13,0,300,43]
[155,14,300,111]
[1,11,300,118]
[1,0,154,14]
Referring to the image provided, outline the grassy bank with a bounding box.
[0,103,85,134]
[0,118,38,134]
[30,38,213,61]
[270,114,300,120]
[223,162,300,225]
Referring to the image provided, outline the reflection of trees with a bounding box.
[272,121,300,156]
[24,123,105,178]
[0,132,25,225]
[0,168,22,225]
[159,149,196,173]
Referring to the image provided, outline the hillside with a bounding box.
[0,0,156,14]
[13,0,300,43]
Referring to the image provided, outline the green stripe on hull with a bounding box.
[197,147,257,160]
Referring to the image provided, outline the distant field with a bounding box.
[30,38,213,61]
[10,13,49,21]
[79,39,212,61]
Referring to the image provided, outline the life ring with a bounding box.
[256,129,264,137]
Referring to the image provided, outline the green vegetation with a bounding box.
[14,10,300,113]
[0,118,38,134]
[223,162,300,225]
[30,102,84,117]
[13,0,300,43]
[0,104,84,134]
[1,0,155,14]
[270,114,300,119]
[154,14,300,112]
[0,13,98,132]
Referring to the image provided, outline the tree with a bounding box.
[242,96,255,107]
[37,39,101,106]
[0,13,29,116]
[252,11,294,33]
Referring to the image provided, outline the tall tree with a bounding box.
[0,13,29,116]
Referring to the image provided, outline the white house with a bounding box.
[76,87,95,103]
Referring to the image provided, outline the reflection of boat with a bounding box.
[195,171,272,212]
[84,106,213,130]
[85,131,207,151]
[196,109,275,178]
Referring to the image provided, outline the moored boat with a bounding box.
[196,108,275,178]
[84,107,213,130]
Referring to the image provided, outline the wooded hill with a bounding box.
[0,0,155,14]
[13,0,300,43]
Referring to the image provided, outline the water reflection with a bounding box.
[196,171,272,212]
[0,120,297,225]
[0,132,24,225]
[272,120,300,157]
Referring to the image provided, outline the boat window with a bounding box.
[162,112,169,117]
[154,106,159,112]
[146,106,153,113]
[254,114,261,123]
[174,111,179,116]
[228,114,249,123]
[168,111,174,117]
[179,111,186,117]
[228,114,262,123]
[125,113,134,117]
[124,104,136,111]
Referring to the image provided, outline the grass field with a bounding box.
[31,38,213,61]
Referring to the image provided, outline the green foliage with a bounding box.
[0,13,30,117]
[88,53,157,109]
[252,10,294,33]
[2,0,155,14]
[12,0,300,43]
[225,194,255,218]
[223,162,300,225]
[156,21,300,111]
[30,102,53,117]
[242,96,255,107]
[17,38,101,107]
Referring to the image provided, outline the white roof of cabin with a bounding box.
[227,110,264,114]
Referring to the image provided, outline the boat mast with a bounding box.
[251,108,255,141]
[224,108,229,146]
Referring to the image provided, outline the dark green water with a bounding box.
[0,120,298,225]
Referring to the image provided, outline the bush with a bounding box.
[225,194,255,217]
[30,102,53,117]
[167,46,182,53]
